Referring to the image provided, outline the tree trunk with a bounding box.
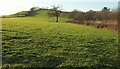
[56,16,58,22]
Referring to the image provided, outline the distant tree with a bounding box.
[69,9,79,21]
[101,7,110,20]
[77,11,85,24]
[30,7,39,12]
[68,9,85,23]
[94,11,102,21]
[29,7,40,16]
[85,10,96,21]
[111,8,118,20]
[48,5,62,22]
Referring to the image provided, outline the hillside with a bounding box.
[2,9,119,68]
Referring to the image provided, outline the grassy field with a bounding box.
[2,9,119,68]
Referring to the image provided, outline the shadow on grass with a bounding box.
[40,55,65,67]
[2,55,65,68]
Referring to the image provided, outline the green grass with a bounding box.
[2,9,119,68]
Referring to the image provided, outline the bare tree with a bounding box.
[48,5,62,22]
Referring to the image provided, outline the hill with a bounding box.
[2,9,119,68]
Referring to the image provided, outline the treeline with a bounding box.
[68,7,117,29]
[68,7,117,23]
[2,7,40,18]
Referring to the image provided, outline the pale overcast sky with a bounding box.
[0,0,119,15]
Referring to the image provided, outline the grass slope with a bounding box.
[2,9,119,68]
